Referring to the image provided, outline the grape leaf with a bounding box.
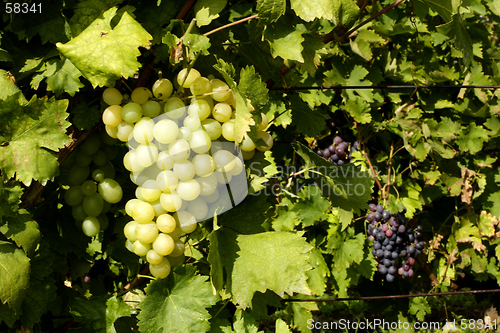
[256,0,286,24]
[0,243,31,313]
[275,318,292,333]
[305,249,329,296]
[232,309,260,333]
[239,66,269,108]
[409,298,431,322]
[71,103,102,130]
[0,302,17,327]
[68,0,124,37]
[195,0,228,27]
[231,231,313,308]
[0,182,23,224]
[137,265,218,333]
[20,276,57,329]
[0,96,71,186]
[70,296,135,333]
[291,142,374,214]
[184,33,211,55]
[456,123,489,154]
[416,0,458,22]
[264,18,304,62]
[136,1,182,42]
[57,7,152,88]
[326,226,365,271]
[436,14,473,67]
[43,58,85,96]
[290,0,358,25]
[290,95,328,137]
[0,209,40,256]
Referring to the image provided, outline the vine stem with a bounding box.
[203,14,258,37]
[354,122,383,192]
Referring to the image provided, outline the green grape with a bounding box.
[215,170,232,184]
[102,87,123,105]
[156,151,175,171]
[164,97,186,119]
[149,257,171,279]
[92,150,108,166]
[212,103,232,123]
[131,87,152,105]
[255,131,274,151]
[92,169,105,182]
[228,156,244,176]
[177,68,201,88]
[156,214,177,233]
[64,185,85,206]
[125,239,135,252]
[187,197,208,219]
[98,214,109,230]
[136,221,158,244]
[192,154,213,177]
[81,134,101,155]
[167,225,182,241]
[241,149,255,160]
[72,204,87,221]
[135,143,159,168]
[197,173,218,196]
[121,102,143,123]
[177,179,201,201]
[125,198,142,217]
[156,170,179,193]
[190,130,211,154]
[133,117,155,144]
[152,78,173,100]
[183,115,201,131]
[105,125,118,139]
[76,151,93,167]
[187,99,211,121]
[173,161,195,182]
[82,216,100,237]
[133,240,151,256]
[151,199,167,217]
[82,193,104,217]
[141,100,161,118]
[81,180,97,196]
[140,181,161,202]
[132,201,155,223]
[168,139,190,162]
[146,249,163,265]
[221,120,235,141]
[210,79,231,102]
[168,241,185,258]
[179,127,192,141]
[174,210,197,233]
[123,221,139,242]
[213,150,236,173]
[68,165,90,186]
[189,77,212,96]
[116,121,134,142]
[102,105,122,127]
[240,134,256,151]
[98,178,123,203]
[100,161,116,179]
[159,192,182,212]
[153,119,179,144]
[202,187,219,203]
[257,113,269,131]
[152,233,175,256]
[123,151,143,173]
[201,119,222,140]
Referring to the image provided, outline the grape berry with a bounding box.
[366,204,423,282]
[316,135,358,166]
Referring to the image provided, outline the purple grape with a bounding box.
[402,271,409,278]
[386,229,393,237]
[382,210,391,220]
[386,273,395,282]
[408,257,415,266]
[316,149,323,156]
[383,258,392,267]
[388,266,397,275]
[336,146,345,157]
[381,224,389,232]
[322,148,331,158]
[373,242,381,250]
[330,154,339,162]
[376,204,384,213]
[379,265,388,275]
[337,160,345,166]
[83,273,91,283]
[366,212,375,222]
[408,269,414,277]
[408,245,415,255]
[328,145,336,153]
[333,136,343,145]
[374,212,382,222]
[368,203,377,212]
[398,225,406,233]
[376,249,384,258]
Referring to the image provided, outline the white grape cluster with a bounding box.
[101,68,273,279]
[60,131,124,237]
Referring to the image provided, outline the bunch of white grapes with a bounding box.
[100,68,273,279]
[60,130,124,237]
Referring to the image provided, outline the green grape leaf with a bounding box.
[256,0,286,24]
[264,19,304,62]
[70,296,135,333]
[0,96,70,186]
[214,58,253,144]
[436,14,473,67]
[275,318,292,333]
[409,297,431,322]
[290,0,358,25]
[0,182,23,224]
[0,302,18,327]
[20,276,57,329]
[416,0,458,22]
[326,226,365,271]
[57,7,152,88]
[239,66,269,108]
[184,33,211,55]
[0,209,40,256]
[456,123,489,154]
[137,265,218,333]
[345,97,372,124]
[34,58,84,97]
[345,65,373,102]
[71,103,102,130]
[136,1,182,42]
[0,243,31,313]
[231,231,312,308]
[305,249,329,296]
[68,0,123,37]
[291,142,374,214]
[232,309,260,333]
[195,0,228,27]
[290,95,328,137]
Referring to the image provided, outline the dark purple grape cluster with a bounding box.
[316,135,358,166]
[366,204,423,282]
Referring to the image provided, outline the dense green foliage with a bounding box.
[2,0,500,331]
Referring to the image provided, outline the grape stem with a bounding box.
[354,121,383,192]
[203,14,259,37]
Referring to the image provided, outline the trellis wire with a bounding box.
[269,85,500,91]
[281,289,500,302]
